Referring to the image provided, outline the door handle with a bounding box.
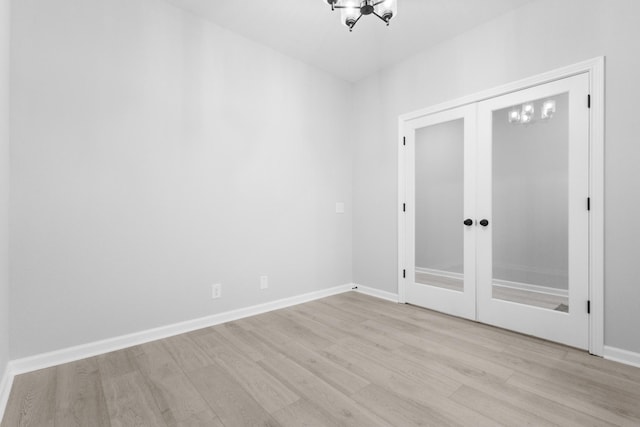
[479,219,489,227]
[463,218,473,226]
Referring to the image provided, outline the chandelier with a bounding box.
[324,0,398,32]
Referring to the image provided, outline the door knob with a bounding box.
[479,219,489,227]
[463,219,473,226]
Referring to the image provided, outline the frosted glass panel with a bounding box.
[492,92,569,311]
[415,119,464,292]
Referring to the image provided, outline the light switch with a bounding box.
[336,202,345,214]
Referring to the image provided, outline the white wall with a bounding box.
[0,0,10,380]
[353,0,640,353]
[10,0,353,358]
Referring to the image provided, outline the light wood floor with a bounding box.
[3,292,640,426]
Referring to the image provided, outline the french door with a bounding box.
[403,73,591,349]
[404,105,477,320]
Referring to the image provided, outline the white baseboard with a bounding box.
[493,279,568,298]
[0,362,13,424]
[604,346,640,369]
[414,267,463,280]
[414,268,567,298]
[353,284,399,303]
[9,284,354,376]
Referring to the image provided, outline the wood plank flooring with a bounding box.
[3,292,640,426]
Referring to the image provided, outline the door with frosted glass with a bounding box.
[476,74,590,349]
[404,105,476,320]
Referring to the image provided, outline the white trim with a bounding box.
[398,118,407,303]
[353,284,399,303]
[9,284,353,376]
[398,56,605,355]
[493,279,568,298]
[588,57,605,357]
[414,267,464,281]
[0,363,13,423]
[604,346,640,369]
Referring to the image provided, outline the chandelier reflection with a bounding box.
[508,99,556,125]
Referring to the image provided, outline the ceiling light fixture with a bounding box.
[324,0,398,32]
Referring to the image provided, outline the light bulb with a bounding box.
[508,108,521,124]
[541,99,556,120]
[375,0,398,23]
[521,103,534,124]
[340,1,360,28]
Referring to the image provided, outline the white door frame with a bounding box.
[397,57,605,356]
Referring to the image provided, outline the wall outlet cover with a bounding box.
[212,283,221,299]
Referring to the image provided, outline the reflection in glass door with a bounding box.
[415,119,464,292]
[492,93,570,312]
[405,105,476,320]
[476,74,590,349]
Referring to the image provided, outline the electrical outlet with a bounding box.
[260,275,268,290]
[211,283,221,299]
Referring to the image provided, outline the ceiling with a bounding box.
[163,0,533,82]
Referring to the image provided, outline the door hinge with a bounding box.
[403,136,406,146]
[587,300,591,314]
[403,203,406,212]
[588,94,591,109]
[587,197,591,211]
[403,269,406,279]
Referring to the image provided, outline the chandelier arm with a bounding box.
[372,1,387,5]
[350,13,364,30]
[372,11,390,24]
